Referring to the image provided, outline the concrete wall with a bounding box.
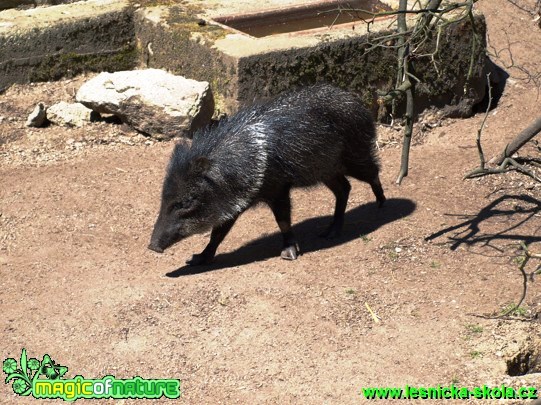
[1,1,83,11]
[135,5,487,120]
[0,0,487,121]
[0,0,136,92]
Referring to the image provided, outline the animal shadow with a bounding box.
[166,197,416,277]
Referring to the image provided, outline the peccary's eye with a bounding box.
[172,202,186,211]
[171,199,197,216]
[202,174,216,186]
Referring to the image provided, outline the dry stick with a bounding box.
[465,6,481,92]
[475,73,492,172]
[396,73,414,184]
[465,157,541,181]
[497,242,538,318]
[396,0,447,184]
[415,0,446,33]
[489,116,541,165]
[471,243,539,320]
[395,0,415,185]
[368,0,474,182]
[464,75,541,181]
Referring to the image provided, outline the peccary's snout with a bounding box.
[148,221,169,254]
[148,211,186,254]
[148,229,165,253]
[148,211,168,253]
[147,243,164,253]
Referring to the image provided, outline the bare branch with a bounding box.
[489,116,541,165]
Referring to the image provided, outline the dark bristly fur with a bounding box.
[149,84,386,265]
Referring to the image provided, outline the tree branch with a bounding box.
[489,116,541,165]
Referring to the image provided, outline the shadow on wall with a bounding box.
[165,197,416,276]
[472,57,510,114]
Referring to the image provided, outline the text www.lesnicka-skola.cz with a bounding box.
[361,384,538,400]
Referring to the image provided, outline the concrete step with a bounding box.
[0,0,135,92]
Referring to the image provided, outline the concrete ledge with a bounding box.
[0,1,83,12]
[0,0,136,91]
[1,1,35,11]
[1,0,487,122]
[136,3,486,118]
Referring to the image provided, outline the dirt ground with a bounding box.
[1,0,541,403]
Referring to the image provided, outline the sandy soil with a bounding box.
[1,0,540,403]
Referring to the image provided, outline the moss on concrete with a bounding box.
[135,4,233,113]
[236,33,397,116]
[28,46,137,82]
[0,3,136,89]
[234,14,486,120]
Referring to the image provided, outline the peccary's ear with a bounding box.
[173,140,191,155]
[189,156,211,175]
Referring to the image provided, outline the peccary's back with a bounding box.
[190,84,377,203]
[259,85,377,187]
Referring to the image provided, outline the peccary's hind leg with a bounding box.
[269,186,299,260]
[347,162,386,207]
[187,217,237,266]
[321,175,351,239]
[369,176,386,207]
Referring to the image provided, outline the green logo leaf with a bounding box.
[40,354,68,380]
[3,349,69,397]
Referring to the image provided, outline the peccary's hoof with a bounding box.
[281,246,298,260]
[186,253,213,266]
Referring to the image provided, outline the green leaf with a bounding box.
[43,366,58,379]
[20,349,28,379]
[40,355,52,377]
[5,372,28,384]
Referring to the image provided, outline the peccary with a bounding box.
[148,84,386,265]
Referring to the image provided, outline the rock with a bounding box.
[25,102,47,127]
[47,102,99,127]
[76,69,214,139]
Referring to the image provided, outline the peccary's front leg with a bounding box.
[269,186,299,260]
[187,218,237,266]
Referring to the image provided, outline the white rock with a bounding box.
[76,69,214,139]
[25,102,47,127]
[47,102,99,127]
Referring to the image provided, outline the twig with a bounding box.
[465,157,541,182]
[489,116,541,166]
[395,0,416,185]
[468,242,539,320]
